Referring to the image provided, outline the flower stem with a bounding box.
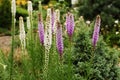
[10,14,15,80]
[29,12,37,79]
[67,36,73,80]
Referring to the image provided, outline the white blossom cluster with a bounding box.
[43,9,52,76]
[44,8,52,51]
[11,0,16,16]
[19,17,26,49]
[53,9,60,34]
[28,1,33,16]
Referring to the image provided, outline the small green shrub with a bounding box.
[72,18,120,80]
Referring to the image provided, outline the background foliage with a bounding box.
[77,0,120,46]
[0,0,11,29]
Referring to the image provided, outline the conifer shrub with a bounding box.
[72,18,120,80]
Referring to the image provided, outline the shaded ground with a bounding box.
[0,35,24,62]
[0,36,11,56]
[0,36,11,47]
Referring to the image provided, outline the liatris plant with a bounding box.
[65,12,75,40]
[27,1,33,35]
[65,13,75,80]
[38,13,44,45]
[92,15,101,49]
[51,8,55,33]
[56,21,64,61]
[10,0,16,79]
[44,8,52,47]
[19,16,26,49]
[43,9,52,78]
[27,1,33,42]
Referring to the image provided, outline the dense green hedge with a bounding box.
[0,0,11,29]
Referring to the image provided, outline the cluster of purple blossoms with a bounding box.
[65,12,75,38]
[92,15,101,48]
[56,21,64,59]
[38,13,44,45]
[37,8,76,60]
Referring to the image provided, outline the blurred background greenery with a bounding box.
[0,0,120,47]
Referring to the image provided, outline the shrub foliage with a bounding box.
[72,18,120,80]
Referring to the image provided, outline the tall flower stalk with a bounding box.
[28,1,33,16]
[92,15,101,49]
[38,1,44,45]
[90,15,101,77]
[38,13,44,45]
[43,8,52,78]
[27,1,33,48]
[65,12,75,80]
[44,8,52,47]
[56,21,63,61]
[27,1,33,45]
[27,1,33,35]
[65,12,75,40]
[27,1,37,78]
[10,0,16,79]
[19,16,26,50]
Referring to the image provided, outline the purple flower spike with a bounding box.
[51,8,55,33]
[56,21,64,59]
[92,15,101,48]
[38,13,44,45]
[69,14,75,37]
[65,12,75,38]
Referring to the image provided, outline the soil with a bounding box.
[0,36,11,56]
[0,35,26,62]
